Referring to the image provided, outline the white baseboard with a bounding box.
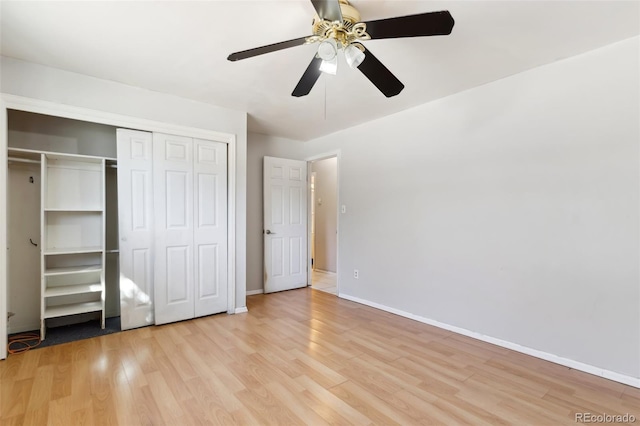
[246,289,264,296]
[234,307,248,314]
[338,293,640,389]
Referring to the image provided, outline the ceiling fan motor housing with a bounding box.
[311,0,369,48]
[337,0,360,24]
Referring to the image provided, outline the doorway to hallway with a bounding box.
[309,156,338,295]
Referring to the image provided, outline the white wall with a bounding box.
[1,56,248,311]
[305,37,640,380]
[311,157,337,272]
[246,132,305,293]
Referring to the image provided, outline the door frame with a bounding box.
[0,93,238,360]
[305,151,341,294]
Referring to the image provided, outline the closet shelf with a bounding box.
[45,208,104,213]
[44,283,102,297]
[44,301,102,319]
[7,147,41,162]
[44,265,102,276]
[44,246,103,255]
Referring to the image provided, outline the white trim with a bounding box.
[0,93,238,359]
[227,136,237,314]
[0,99,7,359]
[246,289,264,296]
[306,150,342,163]
[339,293,640,389]
[234,307,248,314]
[306,161,313,286]
[1,94,233,143]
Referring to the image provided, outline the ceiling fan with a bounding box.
[227,0,454,98]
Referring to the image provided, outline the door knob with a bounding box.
[265,230,276,235]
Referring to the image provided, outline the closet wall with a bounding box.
[9,110,116,157]
[7,161,40,333]
[7,110,120,333]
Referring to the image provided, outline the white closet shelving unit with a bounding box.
[40,152,106,339]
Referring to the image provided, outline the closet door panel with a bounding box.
[165,245,190,302]
[116,129,155,330]
[193,139,228,317]
[153,133,195,325]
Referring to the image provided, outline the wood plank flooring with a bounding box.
[2,288,639,425]
[311,270,337,295]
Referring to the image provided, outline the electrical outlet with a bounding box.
[354,269,359,279]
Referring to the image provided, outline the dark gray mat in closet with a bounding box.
[9,316,121,351]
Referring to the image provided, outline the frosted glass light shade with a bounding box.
[317,39,338,61]
[344,44,365,68]
[319,56,338,75]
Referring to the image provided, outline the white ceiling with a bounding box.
[1,1,638,141]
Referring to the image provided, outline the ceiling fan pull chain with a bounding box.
[324,78,327,121]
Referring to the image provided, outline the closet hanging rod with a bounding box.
[8,157,41,164]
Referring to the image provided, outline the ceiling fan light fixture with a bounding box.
[227,0,455,98]
[317,38,338,61]
[344,44,365,68]
[319,56,338,75]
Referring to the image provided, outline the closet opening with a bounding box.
[4,108,235,355]
[7,110,121,349]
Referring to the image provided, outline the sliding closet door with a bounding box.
[118,131,229,327]
[193,139,228,317]
[116,129,155,330]
[153,133,195,325]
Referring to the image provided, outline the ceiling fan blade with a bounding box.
[310,0,343,22]
[357,47,404,98]
[292,56,323,97]
[227,36,310,61]
[364,11,454,39]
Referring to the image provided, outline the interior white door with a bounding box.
[116,129,155,330]
[263,156,308,293]
[153,133,195,325]
[193,139,228,317]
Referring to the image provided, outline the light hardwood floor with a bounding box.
[1,288,639,425]
[311,269,337,295]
